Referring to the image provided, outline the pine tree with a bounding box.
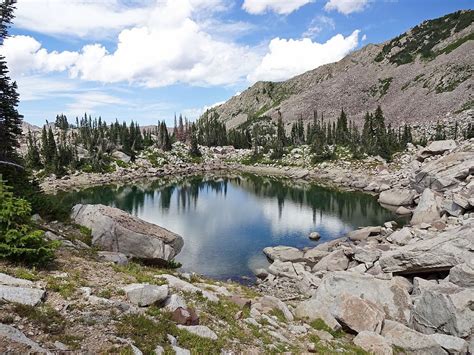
[189,123,201,157]
[25,129,42,170]
[0,1,22,169]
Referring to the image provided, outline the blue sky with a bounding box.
[2,0,471,127]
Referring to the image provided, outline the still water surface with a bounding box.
[57,174,403,280]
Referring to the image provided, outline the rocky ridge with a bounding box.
[206,10,473,130]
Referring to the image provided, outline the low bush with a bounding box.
[0,178,58,265]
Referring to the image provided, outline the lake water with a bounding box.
[57,174,403,281]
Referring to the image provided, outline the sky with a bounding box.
[1,0,472,127]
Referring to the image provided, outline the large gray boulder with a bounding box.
[428,333,469,355]
[331,293,385,334]
[71,204,184,262]
[379,222,473,275]
[378,189,416,206]
[449,262,474,288]
[312,249,349,272]
[122,283,168,307]
[297,271,412,325]
[353,331,393,355]
[0,324,48,353]
[412,281,473,338]
[0,285,45,306]
[381,320,447,354]
[410,188,440,225]
[412,151,474,193]
[417,140,457,160]
[263,246,305,263]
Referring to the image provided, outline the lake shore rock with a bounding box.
[71,203,184,262]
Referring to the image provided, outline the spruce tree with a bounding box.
[189,123,201,157]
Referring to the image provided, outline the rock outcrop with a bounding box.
[379,222,473,274]
[71,204,184,262]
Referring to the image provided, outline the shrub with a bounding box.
[0,178,58,265]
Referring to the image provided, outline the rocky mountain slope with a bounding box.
[208,10,474,129]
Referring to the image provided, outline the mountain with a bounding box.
[206,10,473,129]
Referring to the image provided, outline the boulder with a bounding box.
[294,298,341,330]
[71,204,184,262]
[158,274,218,302]
[353,247,382,265]
[177,325,217,340]
[412,282,473,338]
[308,232,321,241]
[331,294,385,334]
[353,331,393,355]
[413,152,474,193]
[254,268,268,280]
[172,346,190,355]
[379,222,473,275]
[171,307,199,325]
[387,227,413,246]
[0,285,45,306]
[381,320,447,354]
[312,249,349,272]
[418,140,457,159]
[268,260,299,278]
[428,334,469,355]
[301,271,412,325]
[302,248,330,264]
[378,189,416,206]
[122,284,168,307]
[112,150,131,163]
[411,189,440,225]
[164,294,187,312]
[0,273,34,287]
[395,206,412,215]
[449,262,474,288]
[259,295,294,321]
[347,226,381,241]
[0,324,48,353]
[263,246,305,262]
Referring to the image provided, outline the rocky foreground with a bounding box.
[2,138,473,354]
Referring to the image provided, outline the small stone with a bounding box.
[177,325,218,340]
[309,232,321,241]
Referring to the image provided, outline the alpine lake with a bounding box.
[55,174,406,282]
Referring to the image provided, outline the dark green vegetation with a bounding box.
[0,1,59,266]
[0,179,59,265]
[375,10,473,65]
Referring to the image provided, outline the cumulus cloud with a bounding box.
[324,0,370,15]
[249,30,360,82]
[4,0,259,88]
[242,0,313,15]
[1,35,78,76]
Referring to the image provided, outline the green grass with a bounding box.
[439,32,474,55]
[310,318,344,338]
[46,270,85,298]
[113,261,167,284]
[268,308,287,323]
[1,267,40,281]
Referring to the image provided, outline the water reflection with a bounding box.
[56,174,403,280]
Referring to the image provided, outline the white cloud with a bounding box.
[242,0,312,15]
[66,92,125,115]
[4,0,260,88]
[249,30,360,82]
[324,0,369,15]
[1,35,78,76]
[303,15,336,38]
[15,0,150,39]
[182,100,226,120]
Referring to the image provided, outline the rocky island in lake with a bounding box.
[0,2,473,354]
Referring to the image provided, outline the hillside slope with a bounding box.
[208,10,473,129]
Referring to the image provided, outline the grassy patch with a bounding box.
[310,318,344,338]
[46,270,85,298]
[113,262,167,285]
[439,32,474,55]
[1,267,40,281]
[268,308,286,323]
[13,304,66,334]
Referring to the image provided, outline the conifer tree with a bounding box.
[189,123,201,157]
